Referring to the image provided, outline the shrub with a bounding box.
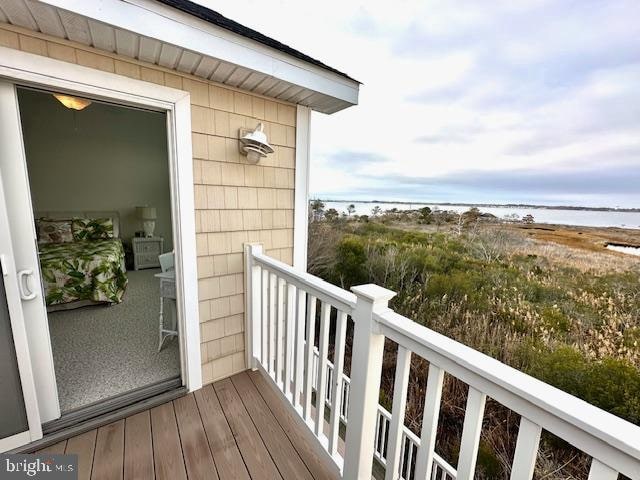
[540,306,571,333]
[334,236,368,288]
[520,345,640,424]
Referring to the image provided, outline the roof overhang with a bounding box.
[0,0,360,113]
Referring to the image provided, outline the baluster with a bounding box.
[456,387,487,480]
[275,277,285,387]
[430,465,437,480]
[312,350,318,388]
[374,413,381,456]
[268,273,276,377]
[284,283,296,399]
[244,244,262,369]
[587,459,618,480]
[399,436,407,480]
[341,381,349,419]
[343,284,396,480]
[261,269,268,366]
[329,311,347,455]
[382,416,389,458]
[386,346,412,480]
[414,364,444,480]
[303,295,317,421]
[407,441,415,480]
[314,301,331,437]
[509,417,541,480]
[293,289,307,407]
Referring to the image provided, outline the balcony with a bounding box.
[32,246,640,480]
[243,244,640,480]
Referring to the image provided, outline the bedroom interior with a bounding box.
[15,87,181,416]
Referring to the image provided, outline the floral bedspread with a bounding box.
[39,239,128,306]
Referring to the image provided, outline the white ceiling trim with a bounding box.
[18,0,359,113]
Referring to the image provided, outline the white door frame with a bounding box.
[0,46,202,423]
[0,169,42,452]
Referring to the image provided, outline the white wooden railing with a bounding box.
[244,244,640,480]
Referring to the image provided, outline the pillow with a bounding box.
[72,217,114,241]
[37,219,73,244]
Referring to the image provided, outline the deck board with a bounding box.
[65,428,96,480]
[214,378,283,480]
[43,372,335,479]
[232,372,314,480]
[150,402,187,480]
[174,393,219,480]
[91,420,124,480]
[248,370,339,480]
[124,410,154,480]
[194,384,251,480]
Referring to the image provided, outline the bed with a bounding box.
[35,211,128,311]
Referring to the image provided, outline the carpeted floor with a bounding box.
[48,269,181,413]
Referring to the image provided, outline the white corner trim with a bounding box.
[0,46,202,392]
[293,105,311,272]
[38,0,359,105]
[167,95,202,392]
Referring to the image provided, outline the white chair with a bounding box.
[158,251,174,273]
[156,251,177,351]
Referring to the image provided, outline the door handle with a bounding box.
[17,269,37,300]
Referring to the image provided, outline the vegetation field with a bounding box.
[307,205,640,479]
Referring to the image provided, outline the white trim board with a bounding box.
[0,45,202,401]
[35,0,359,110]
[293,105,311,271]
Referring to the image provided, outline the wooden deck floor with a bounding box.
[36,370,338,480]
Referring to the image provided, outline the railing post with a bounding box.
[343,284,396,480]
[244,243,263,370]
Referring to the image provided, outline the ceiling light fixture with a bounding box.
[53,93,92,111]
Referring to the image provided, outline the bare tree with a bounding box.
[453,212,465,236]
[310,199,325,222]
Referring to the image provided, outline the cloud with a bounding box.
[358,157,640,197]
[398,167,637,195]
[414,125,486,144]
[322,150,389,169]
[209,0,640,207]
[313,153,640,207]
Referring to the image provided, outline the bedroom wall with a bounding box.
[18,89,174,251]
[0,23,296,387]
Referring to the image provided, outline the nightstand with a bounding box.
[132,237,164,270]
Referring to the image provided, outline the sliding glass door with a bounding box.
[0,167,42,451]
[0,81,59,424]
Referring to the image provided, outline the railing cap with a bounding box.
[351,284,396,304]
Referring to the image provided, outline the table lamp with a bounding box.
[136,206,157,237]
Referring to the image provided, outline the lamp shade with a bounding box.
[53,93,92,111]
[136,206,157,220]
[239,123,274,164]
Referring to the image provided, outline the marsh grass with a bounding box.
[308,219,640,478]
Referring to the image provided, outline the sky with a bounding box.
[202,1,640,207]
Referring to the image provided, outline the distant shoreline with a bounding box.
[315,199,640,213]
